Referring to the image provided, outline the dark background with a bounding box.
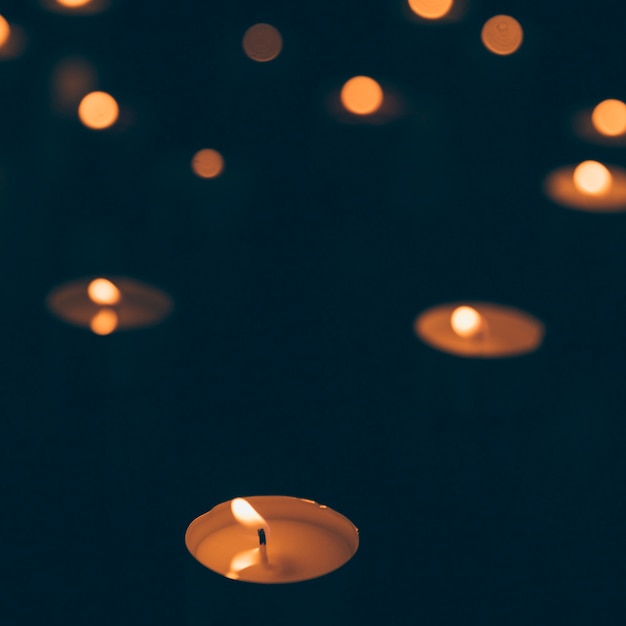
[2,1,626,624]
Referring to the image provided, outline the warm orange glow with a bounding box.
[231,498,268,530]
[0,15,10,48]
[90,309,118,335]
[481,15,523,56]
[408,0,453,19]
[591,99,626,137]
[52,57,97,112]
[78,91,119,130]
[573,160,612,195]
[226,548,260,580]
[87,278,121,305]
[56,0,92,6]
[191,149,224,179]
[340,76,384,115]
[242,23,283,62]
[416,303,544,358]
[450,306,483,339]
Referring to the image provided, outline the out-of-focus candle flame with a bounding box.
[90,308,118,335]
[191,149,224,179]
[408,0,453,19]
[87,278,121,305]
[450,306,483,339]
[56,0,93,7]
[242,23,283,62]
[231,498,269,531]
[481,15,523,56]
[78,91,119,130]
[591,99,626,137]
[0,15,11,48]
[573,160,612,196]
[340,76,384,116]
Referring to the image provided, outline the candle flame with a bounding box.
[87,278,121,305]
[231,498,269,531]
[450,306,484,339]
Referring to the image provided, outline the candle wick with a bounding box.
[257,528,269,566]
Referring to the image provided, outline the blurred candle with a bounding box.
[191,149,224,179]
[544,163,626,212]
[0,15,10,48]
[408,0,453,20]
[47,276,173,333]
[573,160,612,195]
[242,23,283,62]
[415,302,544,358]
[591,99,626,137]
[340,76,384,115]
[57,0,92,6]
[186,496,359,583]
[481,15,523,56]
[78,91,119,130]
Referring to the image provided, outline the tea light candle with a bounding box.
[415,301,544,358]
[544,163,626,212]
[46,276,173,334]
[185,496,359,584]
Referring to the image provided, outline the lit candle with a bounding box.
[544,163,626,212]
[185,496,359,584]
[570,100,626,146]
[46,276,173,334]
[415,301,544,358]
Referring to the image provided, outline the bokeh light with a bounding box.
[0,15,10,48]
[340,76,384,115]
[450,306,483,339]
[481,15,523,56]
[408,0,453,19]
[41,0,110,14]
[191,149,225,179]
[591,99,626,137]
[90,308,118,335]
[573,160,612,195]
[52,56,98,113]
[56,0,93,6]
[87,278,121,305]
[78,91,119,130]
[242,23,283,62]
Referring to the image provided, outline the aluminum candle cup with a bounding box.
[185,496,359,584]
[415,302,544,358]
